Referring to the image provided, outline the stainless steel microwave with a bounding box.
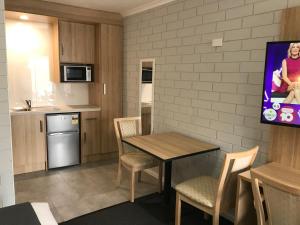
[60,64,93,82]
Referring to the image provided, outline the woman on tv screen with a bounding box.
[278,43,300,103]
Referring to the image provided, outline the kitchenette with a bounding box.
[5,8,122,175]
[10,105,101,174]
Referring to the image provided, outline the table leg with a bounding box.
[164,161,172,202]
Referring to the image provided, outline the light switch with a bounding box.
[212,38,223,47]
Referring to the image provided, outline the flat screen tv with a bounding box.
[261,41,300,127]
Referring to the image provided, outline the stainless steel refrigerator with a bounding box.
[46,113,80,169]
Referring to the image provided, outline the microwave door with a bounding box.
[65,66,87,81]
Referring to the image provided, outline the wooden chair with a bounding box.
[251,169,300,225]
[114,117,163,202]
[175,146,259,225]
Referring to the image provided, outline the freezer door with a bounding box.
[47,132,80,169]
[47,113,79,133]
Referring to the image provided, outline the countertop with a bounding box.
[10,105,101,115]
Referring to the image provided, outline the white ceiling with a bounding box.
[43,0,176,17]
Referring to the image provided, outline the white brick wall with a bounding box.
[0,0,15,207]
[124,0,300,182]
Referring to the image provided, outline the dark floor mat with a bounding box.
[60,193,233,225]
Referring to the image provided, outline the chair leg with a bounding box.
[212,214,219,225]
[138,171,142,182]
[117,161,122,186]
[158,162,163,193]
[130,169,136,203]
[175,192,181,225]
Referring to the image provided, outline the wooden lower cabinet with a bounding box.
[81,111,101,163]
[11,114,46,175]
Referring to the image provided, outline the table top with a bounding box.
[122,132,220,161]
[251,162,300,195]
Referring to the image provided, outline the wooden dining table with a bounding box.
[122,132,220,201]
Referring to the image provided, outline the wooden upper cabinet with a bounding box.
[11,114,46,175]
[59,21,95,64]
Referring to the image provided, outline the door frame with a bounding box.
[139,58,155,133]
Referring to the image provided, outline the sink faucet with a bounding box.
[25,100,32,111]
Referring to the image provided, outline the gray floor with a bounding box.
[14,160,159,223]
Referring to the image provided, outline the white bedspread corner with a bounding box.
[31,202,58,225]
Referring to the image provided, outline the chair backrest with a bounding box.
[215,146,259,213]
[251,170,300,225]
[113,117,142,157]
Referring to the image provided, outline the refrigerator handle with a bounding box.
[48,133,65,136]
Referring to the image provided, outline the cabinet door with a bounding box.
[100,24,123,154]
[81,111,101,163]
[59,21,73,63]
[59,21,95,64]
[11,114,46,175]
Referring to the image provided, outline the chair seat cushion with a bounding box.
[121,152,156,169]
[175,176,218,208]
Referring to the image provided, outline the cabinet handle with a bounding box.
[61,43,64,56]
[84,132,87,144]
[86,118,97,121]
[103,83,107,95]
[40,120,43,133]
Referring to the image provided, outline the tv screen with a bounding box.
[261,41,300,127]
